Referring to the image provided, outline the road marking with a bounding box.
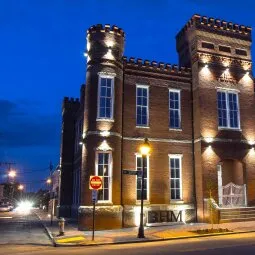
[0,216,13,219]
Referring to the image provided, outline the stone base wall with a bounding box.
[78,205,123,230]
[78,203,196,230]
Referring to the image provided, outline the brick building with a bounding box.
[59,14,255,230]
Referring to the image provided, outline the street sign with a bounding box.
[92,190,98,203]
[122,170,142,176]
[89,176,103,190]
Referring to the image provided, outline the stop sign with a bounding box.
[89,176,103,190]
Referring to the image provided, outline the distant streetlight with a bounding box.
[18,184,24,191]
[137,138,151,239]
[8,170,16,178]
[46,178,52,184]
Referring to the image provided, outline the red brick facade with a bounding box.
[59,15,255,230]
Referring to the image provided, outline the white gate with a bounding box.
[222,182,247,207]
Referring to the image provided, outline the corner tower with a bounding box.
[176,15,254,222]
[79,24,125,230]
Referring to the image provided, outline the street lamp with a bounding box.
[18,184,24,191]
[46,178,52,184]
[137,138,151,238]
[8,170,16,178]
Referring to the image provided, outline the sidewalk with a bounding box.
[34,209,255,246]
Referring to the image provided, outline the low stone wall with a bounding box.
[78,205,123,230]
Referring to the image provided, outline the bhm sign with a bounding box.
[147,210,183,224]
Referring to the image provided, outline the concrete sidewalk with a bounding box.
[34,209,255,246]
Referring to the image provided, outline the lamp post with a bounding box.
[137,138,151,239]
[8,170,16,200]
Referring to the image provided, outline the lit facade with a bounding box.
[59,15,255,230]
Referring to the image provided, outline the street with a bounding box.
[0,210,51,246]
[0,210,255,255]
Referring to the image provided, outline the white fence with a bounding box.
[221,182,247,207]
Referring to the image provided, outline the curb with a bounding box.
[34,212,57,247]
[54,229,255,247]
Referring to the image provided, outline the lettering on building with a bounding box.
[147,210,183,224]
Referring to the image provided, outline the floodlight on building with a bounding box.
[100,130,110,137]
[108,46,112,54]
[83,51,88,57]
[225,68,229,73]
[204,137,214,144]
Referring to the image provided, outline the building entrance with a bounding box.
[217,159,247,207]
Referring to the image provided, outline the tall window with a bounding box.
[169,155,182,200]
[136,155,148,200]
[169,90,181,129]
[73,168,81,205]
[96,152,112,201]
[217,91,240,129]
[136,85,149,126]
[97,75,114,119]
[74,119,83,153]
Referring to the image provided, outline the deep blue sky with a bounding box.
[1,0,255,191]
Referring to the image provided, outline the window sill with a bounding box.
[170,199,184,204]
[169,128,182,132]
[136,126,150,129]
[136,200,150,205]
[96,201,113,206]
[218,127,242,132]
[96,118,115,123]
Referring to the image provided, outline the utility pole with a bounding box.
[49,161,54,226]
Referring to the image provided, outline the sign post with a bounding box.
[89,176,102,241]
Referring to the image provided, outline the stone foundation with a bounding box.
[78,205,123,230]
[78,203,195,230]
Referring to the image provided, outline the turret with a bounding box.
[79,24,125,230]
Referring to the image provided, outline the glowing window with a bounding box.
[217,91,240,129]
[169,90,181,129]
[136,86,149,126]
[97,76,114,119]
[136,155,149,200]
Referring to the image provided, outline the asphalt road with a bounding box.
[0,232,254,255]
[0,211,255,255]
[0,210,51,246]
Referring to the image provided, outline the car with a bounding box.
[0,204,11,212]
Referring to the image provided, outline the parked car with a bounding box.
[0,204,11,212]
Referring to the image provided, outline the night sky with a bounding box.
[1,0,255,191]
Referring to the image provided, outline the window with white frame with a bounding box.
[136,155,148,200]
[136,85,149,126]
[169,90,181,129]
[96,152,112,201]
[97,75,114,119]
[217,90,240,129]
[169,155,182,200]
